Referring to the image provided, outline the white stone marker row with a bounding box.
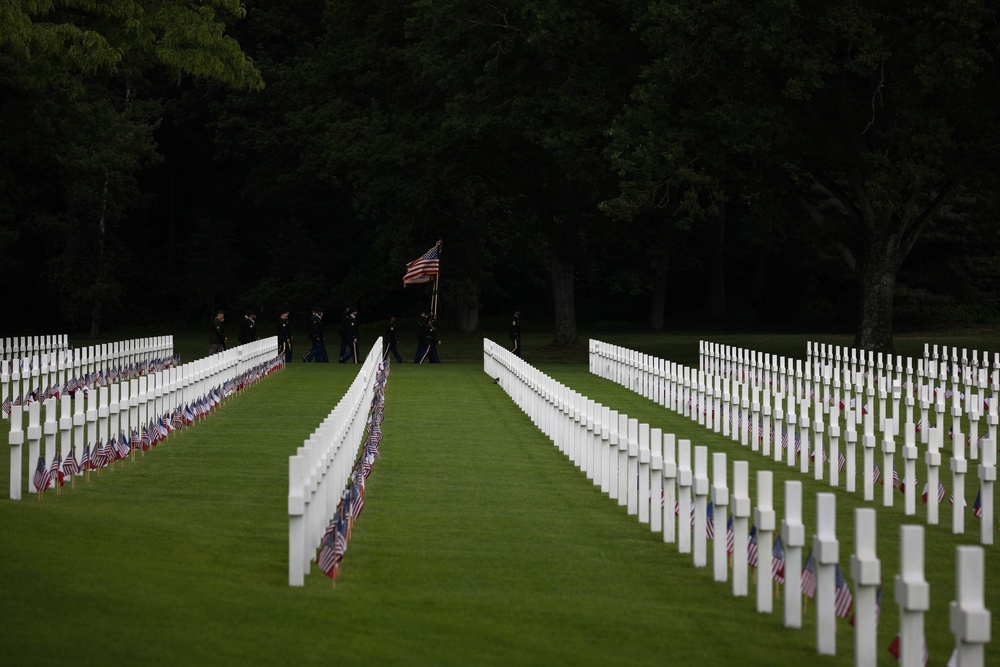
[702,340,998,457]
[8,336,278,499]
[489,339,992,665]
[1,335,69,361]
[590,339,998,544]
[2,336,176,420]
[288,337,383,587]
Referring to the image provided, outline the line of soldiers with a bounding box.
[208,309,261,355]
[211,306,520,363]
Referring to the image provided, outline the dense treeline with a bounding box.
[1,1,998,350]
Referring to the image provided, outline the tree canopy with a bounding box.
[1,1,997,349]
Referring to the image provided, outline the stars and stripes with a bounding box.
[921,480,946,504]
[747,524,759,568]
[33,455,49,492]
[62,449,79,477]
[48,453,62,488]
[771,536,785,583]
[801,550,817,599]
[834,564,853,618]
[402,241,442,286]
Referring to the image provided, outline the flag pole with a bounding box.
[432,272,439,317]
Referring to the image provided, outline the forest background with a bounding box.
[1,1,998,352]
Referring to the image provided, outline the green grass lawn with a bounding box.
[1,330,997,666]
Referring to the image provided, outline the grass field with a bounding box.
[1,329,997,666]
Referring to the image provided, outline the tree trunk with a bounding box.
[649,262,669,330]
[852,237,898,353]
[550,248,577,346]
[708,204,726,322]
[455,290,479,332]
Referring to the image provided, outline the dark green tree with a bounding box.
[612,0,1000,350]
[0,0,262,335]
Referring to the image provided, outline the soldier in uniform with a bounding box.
[238,309,258,345]
[509,309,522,357]
[302,307,328,362]
[413,311,430,363]
[339,307,360,363]
[208,311,226,355]
[426,315,442,363]
[277,307,292,362]
[383,315,403,362]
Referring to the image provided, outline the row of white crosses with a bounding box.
[589,339,998,546]
[488,339,991,666]
[7,337,279,500]
[1,336,176,420]
[1,335,69,361]
[707,341,997,453]
[288,337,384,587]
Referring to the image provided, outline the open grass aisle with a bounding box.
[329,362,825,666]
[0,364,358,666]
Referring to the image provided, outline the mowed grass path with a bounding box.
[0,355,993,665]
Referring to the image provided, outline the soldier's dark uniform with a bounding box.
[209,311,226,355]
[383,315,403,362]
[238,311,258,345]
[509,310,521,357]
[277,309,292,362]
[413,312,430,363]
[426,316,441,363]
[302,308,328,363]
[339,308,360,363]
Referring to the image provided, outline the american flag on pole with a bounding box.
[62,449,79,477]
[33,455,49,492]
[771,535,785,583]
[317,524,341,578]
[725,514,735,554]
[49,453,62,487]
[921,480,946,504]
[402,241,442,285]
[834,564,854,618]
[747,524,759,568]
[801,550,817,598]
[973,491,982,518]
[705,502,715,539]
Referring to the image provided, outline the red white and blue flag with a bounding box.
[834,564,854,618]
[402,242,442,286]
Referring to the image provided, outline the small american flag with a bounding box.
[771,536,785,583]
[33,455,49,492]
[801,551,817,599]
[62,449,79,476]
[725,515,735,554]
[317,525,340,578]
[834,564,853,618]
[747,524,758,567]
[705,502,715,540]
[973,491,982,518]
[49,453,62,487]
[921,481,946,504]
